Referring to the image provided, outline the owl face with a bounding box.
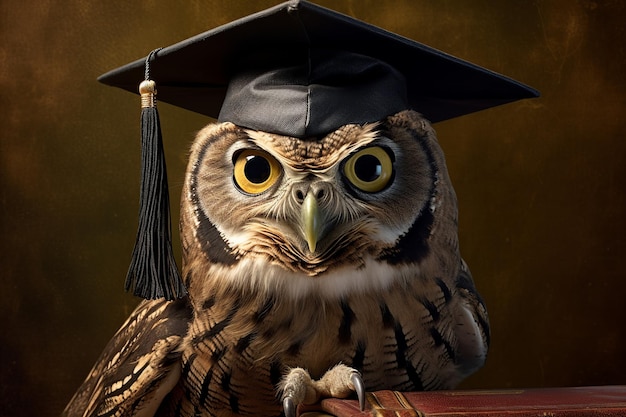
[182,110,456,299]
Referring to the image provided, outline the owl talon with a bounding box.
[283,396,296,417]
[350,372,365,411]
[280,365,364,415]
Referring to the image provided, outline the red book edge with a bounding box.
[298,386,626,416]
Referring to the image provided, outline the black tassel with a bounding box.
[125,49,187,300]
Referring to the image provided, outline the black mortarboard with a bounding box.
[100,0,538,300]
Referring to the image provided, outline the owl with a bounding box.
[63,109,489,417]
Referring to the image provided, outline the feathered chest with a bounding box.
[169,264,465,416]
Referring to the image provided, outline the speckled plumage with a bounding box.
[64,110,489,417]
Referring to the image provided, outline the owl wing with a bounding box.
[453,259,491,378]
[63,298,192,417]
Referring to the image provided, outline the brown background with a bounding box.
[1,1,625,416]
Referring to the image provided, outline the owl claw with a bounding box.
[283,396,296,417]
[350,372,365,411]
[280,365,365,416]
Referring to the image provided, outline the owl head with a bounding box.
[180,110,461,300]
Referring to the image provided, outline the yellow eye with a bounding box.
[233,149,281,194]
[343,146,394,193]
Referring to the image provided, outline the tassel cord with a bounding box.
[125,48,186,300]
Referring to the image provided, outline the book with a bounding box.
[298,386,626,416]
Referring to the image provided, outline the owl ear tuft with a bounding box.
[125,49,187,301]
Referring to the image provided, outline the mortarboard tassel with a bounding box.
[125,49,187,300]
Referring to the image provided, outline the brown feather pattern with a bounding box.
[64,111,489,417]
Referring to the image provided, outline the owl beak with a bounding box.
[300,192,324,253]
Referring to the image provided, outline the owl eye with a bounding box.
[233,149,281,194]
[343,146,394,193]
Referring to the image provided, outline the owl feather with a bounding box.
[64,110,489,417]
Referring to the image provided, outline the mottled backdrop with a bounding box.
[1,1,624,416]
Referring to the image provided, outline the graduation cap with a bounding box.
[99,0,539,300]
